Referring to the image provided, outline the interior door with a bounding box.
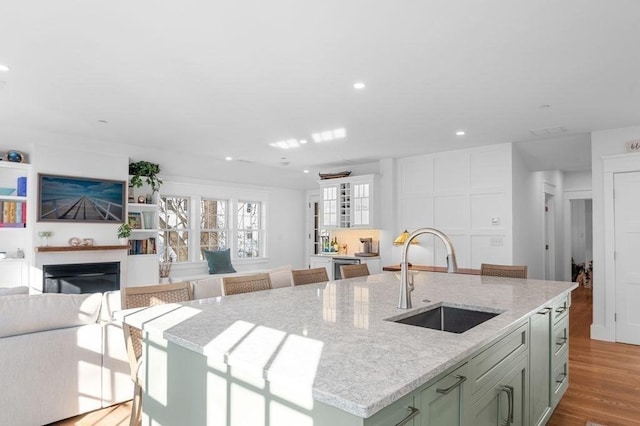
[614,171,640,344]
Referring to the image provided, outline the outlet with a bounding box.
[490,237,504,247]
[491,216,500,225]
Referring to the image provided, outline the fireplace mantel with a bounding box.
[35,245,128,253]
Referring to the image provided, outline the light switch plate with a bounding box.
[490,237,504,246]
[491,216,500,225]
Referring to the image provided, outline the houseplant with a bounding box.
[129,161,163,192]
[117,223,132,244]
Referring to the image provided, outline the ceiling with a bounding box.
[0,1,638,177]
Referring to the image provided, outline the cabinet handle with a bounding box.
[556,336,568,346]
[436,375,467,395]
[499,385,514,425]
[537,307,552,315]
[555,306,567,314]
[395,406,420,426]
[555,372,567,384]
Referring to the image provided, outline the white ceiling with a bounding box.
[0,1,638,178]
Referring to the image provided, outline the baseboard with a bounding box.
[590,323,615,342]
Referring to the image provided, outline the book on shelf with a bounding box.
[128,237,157,255]
[0,201,27,225]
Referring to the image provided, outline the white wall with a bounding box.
[564,171,592,191]
[511,146,538,275]
[591,124,640,341]
[395,144,513,269]
[12,137,307,288]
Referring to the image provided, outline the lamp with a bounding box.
[393,229,419,245]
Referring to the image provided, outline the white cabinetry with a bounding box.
[126,187,160,286]
[319,175,377,229]
[0,161,31,287]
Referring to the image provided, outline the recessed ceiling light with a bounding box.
[456,130,465,136]
[303,170,309,174]
[269,139,300,150]
[312,128,347,143]
[0,64,10,72]
[353,82,366,90]
[299,139,307,144]
[98,119,108,124]
[225,156,233,161]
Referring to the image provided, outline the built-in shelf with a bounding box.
[35,245,129,253]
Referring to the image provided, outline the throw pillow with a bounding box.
[204,249,236,274]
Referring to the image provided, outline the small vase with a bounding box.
[119,238,129,245]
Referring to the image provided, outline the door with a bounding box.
[469,356,527,426]
[419,364,468,426]
[307,193,320,260]
[614,171,640,344]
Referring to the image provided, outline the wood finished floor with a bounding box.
[50,286,640,426]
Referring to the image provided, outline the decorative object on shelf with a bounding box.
[142,211,154,229]
[393,229,420,245]
[0,187,15,196]
[318,171,351,180]
[16,177,27,196]
[159,258,172,279]
[127,212,142,229]
[37,174,126,223]
[129,160,163,193]
[6,150,24,163]
[127,184,135,203]
[38,231,52,246]
[82,238,94,246]
[68,237,81,246]
[145,194,153,204]
[16,248,24,258]
[137,195,146,204]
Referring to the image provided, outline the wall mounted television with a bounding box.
[37,174,126,223]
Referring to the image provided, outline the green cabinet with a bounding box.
[529,307,552,426]
[469,355,528,426]
[419,364,468,426]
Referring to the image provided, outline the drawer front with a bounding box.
[552,315,569,359]
[552,293,569,324]
[469,321,528,396]
[551,352,569,408]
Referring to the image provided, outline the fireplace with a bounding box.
[43,262,120,294]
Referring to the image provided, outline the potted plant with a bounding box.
[129,161,163,192]
[117,223,132,244]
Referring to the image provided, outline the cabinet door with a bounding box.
[529,307,552,426]
[321,185,339,228]
[469,356,528,426]
[419,364,468,426]
[351,181,371,227]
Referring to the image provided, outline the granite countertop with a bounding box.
[311,253,381,259]
[121,271,577,418]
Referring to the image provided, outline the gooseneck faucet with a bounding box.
[398,228,458,309]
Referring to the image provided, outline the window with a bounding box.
[200,198,227,259]
[159,196,190,262]
[236,200,263,258]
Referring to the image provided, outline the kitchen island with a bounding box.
[122,272,576,425]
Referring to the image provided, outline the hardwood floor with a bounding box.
[548,286,640,426]
[50,286,640,426]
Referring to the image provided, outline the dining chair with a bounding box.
[480,263,528,279]
[291,267,329,285]
[122,282,192,426]
[340,263,370,279]
[222,273,272,296]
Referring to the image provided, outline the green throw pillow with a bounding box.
[204,249,236,274]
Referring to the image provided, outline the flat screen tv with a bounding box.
[37,174,126,223]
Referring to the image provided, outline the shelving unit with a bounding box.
[319,174,377,229]
[126,184,160,285]
[0,161,31,288]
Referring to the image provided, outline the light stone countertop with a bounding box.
[120,271,577,418]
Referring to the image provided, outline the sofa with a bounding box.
[0,290,132,426]
[0,265,296,425]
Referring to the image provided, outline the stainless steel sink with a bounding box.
[393,306,499,333]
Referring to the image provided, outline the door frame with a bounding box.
[601,152,640,342]
[563,190,592,282]
[543,182,556,281]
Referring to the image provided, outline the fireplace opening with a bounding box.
[43,262,120,294]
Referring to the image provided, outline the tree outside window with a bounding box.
[159,196,190,262]
[200,198,227,259]
[237,201,262,258]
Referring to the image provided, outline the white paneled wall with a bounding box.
[397,144,513,269]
